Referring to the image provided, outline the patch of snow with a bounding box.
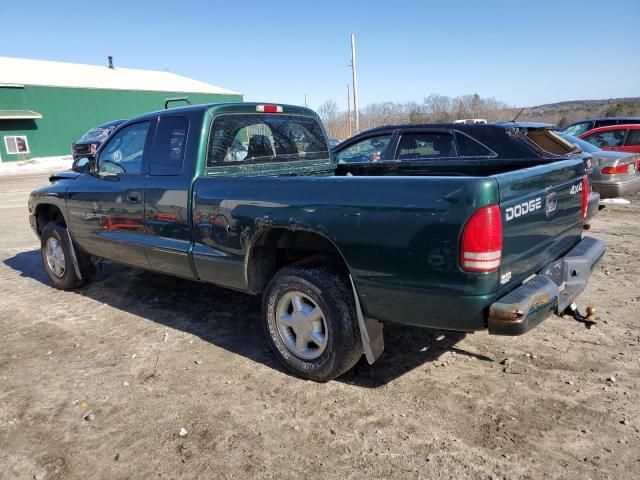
[0,155,73,176]
[600,198,631,205]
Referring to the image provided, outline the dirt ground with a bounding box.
[0,173,638,480]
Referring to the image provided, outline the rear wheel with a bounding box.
[40,223,85,290]
[262,265,362,382]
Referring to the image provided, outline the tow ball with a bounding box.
[563,303,597,329]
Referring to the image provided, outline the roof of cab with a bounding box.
[122,102,320,124]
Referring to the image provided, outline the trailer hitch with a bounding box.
[563,302,597,329]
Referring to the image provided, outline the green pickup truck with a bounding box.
[28,103,605,381]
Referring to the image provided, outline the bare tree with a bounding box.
[315,93,518,141]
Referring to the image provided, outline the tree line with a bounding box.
[316,94,640,141]
[317,93,517,140]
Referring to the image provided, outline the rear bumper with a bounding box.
[488,236,605,335]
[592,176,640,198]
[585,191,600,222]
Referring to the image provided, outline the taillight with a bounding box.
[256,104,283,113]
[601,164,631,174]
[461,204,502,272]
[581,175,588,220]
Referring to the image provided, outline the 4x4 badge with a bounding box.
[546,192,558,216]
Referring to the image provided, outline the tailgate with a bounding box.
[495,158,585,296]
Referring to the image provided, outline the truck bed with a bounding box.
[192,157,585,331]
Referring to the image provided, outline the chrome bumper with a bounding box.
[488,237,605,335]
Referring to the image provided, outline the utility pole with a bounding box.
[347,84,352,137]
[350,33,360,133]
[304,93,308,108]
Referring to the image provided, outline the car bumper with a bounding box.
[488,236,605,335]
[592,176,640,198]
[585,191,599,223]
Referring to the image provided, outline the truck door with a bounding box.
[143,115,196,278]
[66,120,152,268]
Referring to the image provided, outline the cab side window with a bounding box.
[150,116,189,175]
[99,121,150,175]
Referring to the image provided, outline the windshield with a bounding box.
[563,122,591,137]
[79,126,114,142]
[558,132,600,153]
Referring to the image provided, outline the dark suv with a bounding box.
[563,117,640,137]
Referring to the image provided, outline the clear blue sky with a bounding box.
[1,0,638,110]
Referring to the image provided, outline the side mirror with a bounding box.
[73,156,98,174]
[73,157,92,173]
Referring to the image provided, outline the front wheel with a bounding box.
[40,223,85,290]
[262,265,363,382]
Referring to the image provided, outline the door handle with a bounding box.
[127,192,141,203]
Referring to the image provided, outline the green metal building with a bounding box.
[0,56,242,161]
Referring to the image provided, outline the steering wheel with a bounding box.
[100,159,126,174]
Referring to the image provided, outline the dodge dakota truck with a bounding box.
[28,103,605,381]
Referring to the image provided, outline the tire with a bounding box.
[262,264,363,382]
[40,223,85,290]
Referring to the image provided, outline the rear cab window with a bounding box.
[207,114,329,166]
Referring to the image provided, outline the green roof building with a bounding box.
[0,56,243,161]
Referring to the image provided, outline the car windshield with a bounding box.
[563,122,591,137]
[79,126,113,142]
[558,132,600,154]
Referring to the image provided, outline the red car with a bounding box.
[579,124,640,154]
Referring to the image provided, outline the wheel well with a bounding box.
[247,229,350,294]
[35,204,66,235]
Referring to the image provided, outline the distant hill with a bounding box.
[518,97,640,127]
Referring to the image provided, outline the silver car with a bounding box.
[559,133,640,198]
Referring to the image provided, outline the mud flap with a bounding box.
[65,229,83,280]
[349,275,384,364]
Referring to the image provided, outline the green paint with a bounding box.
[0,85,242,161]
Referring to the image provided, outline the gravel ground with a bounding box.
[0,173,638,480]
